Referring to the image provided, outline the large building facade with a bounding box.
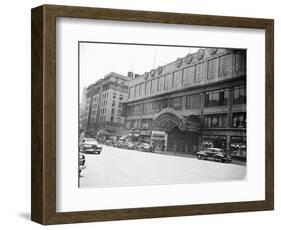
[123,48,246,157]
[80,72,129,137]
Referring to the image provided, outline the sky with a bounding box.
[79,42,199,97]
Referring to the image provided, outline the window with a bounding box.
[164,73,173,90]
[235,50,246,72]
[147,103,153,114]
[112,100,115,107]
[155,100,162,113]
[110,116,114,122]
[151,78,158,94]
[233,85,246,104]
[158,76,165,92]
[139,83,144,97]
[141,119,152,128]
[131,120,137,129]
[186,94,201,109]
[172,97,182,110]
[125,120,131,129]
[143,103,148,114]
[205,89,229,107]
[195,63,204,82]
[232,112,246,128]
[111,108,114,115]
[162,99,169,109]
[119,94,123,100]
[173,70,182,89]
[113,92,116,99]
[135,85,140,98]
[118,102,122,108]
[183,66,195,85]
[145,81,151,95]
[129,87,134,99]
[219,54,232,76]
[207,58,219,79]
[118,109,121,115]
[204,114,227,128]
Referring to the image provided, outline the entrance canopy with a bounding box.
[151,112,183,132]
[152,111,201,133]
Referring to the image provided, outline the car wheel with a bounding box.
[197,155,201,159]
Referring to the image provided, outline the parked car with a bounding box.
[105,139,114,146]
[79,152,86,176]
[80,138,102,154]
[124,141,135,150]
[115,140,126,148]
[136,143,154,152]
[196,148,231,163]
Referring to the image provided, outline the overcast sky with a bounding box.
[79,42,199,97]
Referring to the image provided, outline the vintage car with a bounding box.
[124,141,135,150]
[80,138,102,154]
[79,152,86,176]
[136,143,154,152]
[196,148,231,163]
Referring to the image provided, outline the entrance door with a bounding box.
[167,126,199,153]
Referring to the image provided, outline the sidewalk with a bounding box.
[153,150,246,166]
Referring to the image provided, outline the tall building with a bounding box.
[80,72,129,137]
[123,48,246,157]
[79,87,88,129]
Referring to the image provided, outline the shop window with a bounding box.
[202,135,227,151]
[233,85,246,104]
[232,112,246,128]
[186,94,201,109]
[205,89,229,107]
[204,114,227,128]
[195,63,204,82]
[183,66,195,85]
[173,70,183,89]
[230,136,247,159]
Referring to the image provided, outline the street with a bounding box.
[79,145,246,188]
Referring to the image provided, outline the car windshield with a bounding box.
[208,148,224,153]
[83,138,97,143]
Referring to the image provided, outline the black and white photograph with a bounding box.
[78,42,247,188]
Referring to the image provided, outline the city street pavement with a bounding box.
[80,145,246,188]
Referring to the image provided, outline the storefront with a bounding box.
[229,136,247,159]
[151,130,167,151]
[202,135,227,151]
